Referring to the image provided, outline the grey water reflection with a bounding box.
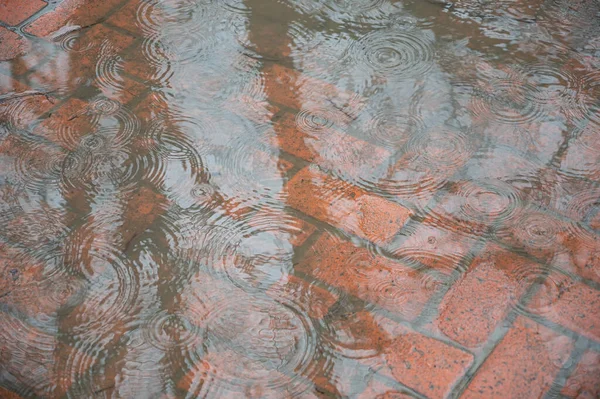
[0,0,599,398]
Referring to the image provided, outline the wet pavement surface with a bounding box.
[1,0,600,398]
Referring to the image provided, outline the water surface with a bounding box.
[1,0,600,397]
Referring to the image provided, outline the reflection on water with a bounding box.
[1,0,600,397]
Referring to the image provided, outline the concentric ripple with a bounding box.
[470,77,546,124]
[364,111,424,149]
[142,309,203,351]
[457,179,524,224]
[191,295,317,397]
[295,108,339,134]
[13,142,67,190]
[347,31,435,79]
[407,127,473,171]
[510,265,563,316]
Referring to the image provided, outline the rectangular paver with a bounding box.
[285,166,412,246]
[461,316,573,399]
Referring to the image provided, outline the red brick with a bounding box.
[529,272,600,341]
[263,63,364,116]
[249,208,316,247]
[0,72,28,94]
[266,275,337,320]
[562,351,600,399]
[285,167,412,245]
[0,386,24,399]
[27,24,134,93]
[104,0,140,34]
[0,27,29,61]
[33,97,94,149]
[462,317,573,399]
[389,222,477,275]
[296,233,436,321]
[495,209,571,261]
[0,0,46,26]
[25,0,125,37]
[267,112,390,181]
[553,229,600,285]
[436,243,543,347]
[374,317,473,399]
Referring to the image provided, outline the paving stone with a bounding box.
[388,221,477,276]
[461,316,573,399]
[27,23,134,93]
[33,97,93,149]
[0,27,30,61]
[436,243,542,347]
[296,232,437,321]
[528,271,600,342]
[562,350,600,399]
[262,63,365,118]
[0,0,47,26]
[285,166,412,246]
[0,386,25,399]
[267,112,390,181]
[25,0,125,37]
[374,316,474,399]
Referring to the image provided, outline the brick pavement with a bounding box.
[0,0,599,398]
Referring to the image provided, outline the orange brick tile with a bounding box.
[249,208,316,247]
[27,24,135,93]
[0,386,24,399]
[105,0,141,34]
[389,222,477,275]
[296,233,436,321]
[0,27,30,61]
[25,0,125,37]
[462,317,573,399]
[33,97,93,149]
[262,63,364,115]
[529,272,600,341]
[0,0,47,26]
[268,112,390,180]
[436,243,542,347]
[562,351,600,399]
[373,316,473,399]
[266,275,337,320]
[285,167,412,246]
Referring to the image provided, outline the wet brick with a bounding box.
[374,316,474,399]
[27,23,134,93]
[25,0,125,37]
[296,233,436,321]
[561,350,600,399]
[0,0,47,26]
[266,275,337,320]
[462,316,573,399]
[436,243,542,348]
[0,27,30,61]
[0,386,24,399]
[286,166,412,246]
[529,272,600,342]
[268,112,390,180]
[388,221,477,275]
[33,97,93,149]
[262,63,364,117]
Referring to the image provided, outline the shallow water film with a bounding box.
[1,0,600,397]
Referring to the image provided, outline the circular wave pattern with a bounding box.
[196,296,317,397]
[405,126,473,171]
[457,180,523,224]
[365,111,424,149]
[470,77,546,124]
[347,31,435,79]
[295,108,339,134]
[142,309,203,351]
